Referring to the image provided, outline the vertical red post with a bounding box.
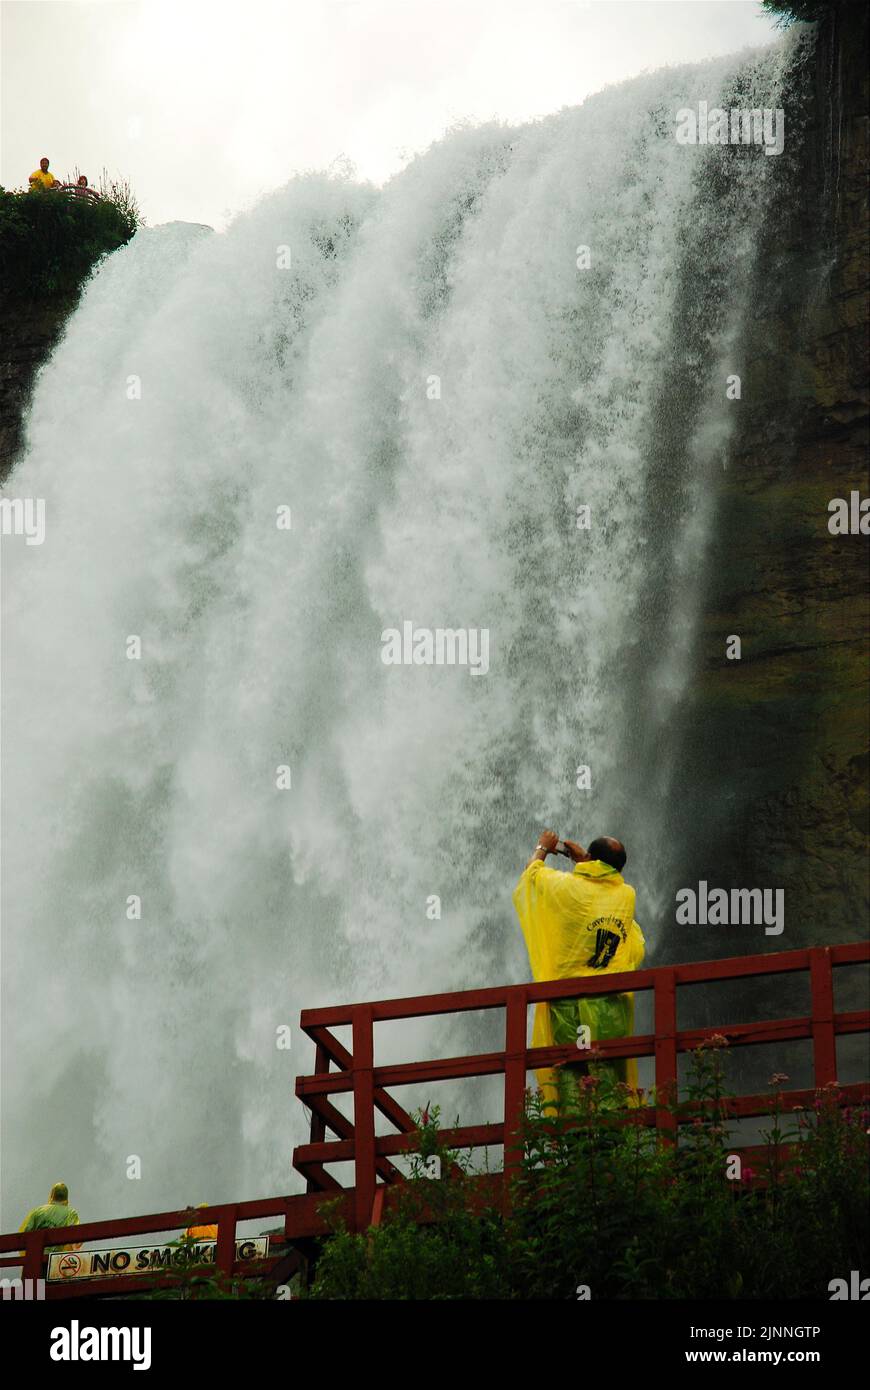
[21,1229,45,1284]
[306,1041,330,1193]
[352,1005,376,1232]
[215,1204,238,1280]
[654,969,678,1140]
[503,987,528,1190]
[809,947,837,1087]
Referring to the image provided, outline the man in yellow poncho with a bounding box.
[28,157,61,191]
[513,829,645,1112]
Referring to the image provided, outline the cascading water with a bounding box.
[1,34,811,1221]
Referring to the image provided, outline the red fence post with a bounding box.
[306,1041,330,1193]
[654,969,678,1140]
[21,1230,46,1284]
[809,947,837,1087]
[352,1005,376,1232]
[215,1205,238,1280]
[503,987,528,1189]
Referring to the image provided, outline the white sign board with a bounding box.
[47,1237,269,1281]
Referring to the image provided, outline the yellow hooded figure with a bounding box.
[513,851,645,1111]
[18,1182,81,1253]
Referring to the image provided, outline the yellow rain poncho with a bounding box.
[513,858,645,1110]
[29,167,56,190]
[18,1201,82,1253]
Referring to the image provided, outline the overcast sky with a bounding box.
[2,0,779,229]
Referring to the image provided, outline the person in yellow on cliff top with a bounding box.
[513,829,645,1112]
[28,156,61,191]
[18,1181,82,1252]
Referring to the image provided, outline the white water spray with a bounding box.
[1,38,807,1221]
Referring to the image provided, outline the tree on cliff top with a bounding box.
[761,0,842,25]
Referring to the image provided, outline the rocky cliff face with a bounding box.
[0,294,77,481]
[677,1,868,959]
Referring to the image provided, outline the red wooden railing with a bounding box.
[293,942,869,1230]
[0,1195,331,1301]
[1,942,866,1298]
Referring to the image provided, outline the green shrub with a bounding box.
[304,1107,513,1300]
[305,1048,869,1300]
[0,179,139,304]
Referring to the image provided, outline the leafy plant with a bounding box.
[304,1053,869,1300]
[304,1105,512,1299]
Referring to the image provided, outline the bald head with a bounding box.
[587,836,626,871]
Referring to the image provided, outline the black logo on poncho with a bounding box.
[586,915,628,969]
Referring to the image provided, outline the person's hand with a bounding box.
[561,838,590,863]
[537,829,559,854]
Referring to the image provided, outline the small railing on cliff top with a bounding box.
[58,186,101,204]
[1,941,866,1298]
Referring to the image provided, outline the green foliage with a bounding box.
[761,0,830,26]
[303,1106,514,1299]
[299,1101,524,1300]
[0,179,140,304]
[306,1053,870,1300]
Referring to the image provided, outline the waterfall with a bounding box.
[1,32,811,1221]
